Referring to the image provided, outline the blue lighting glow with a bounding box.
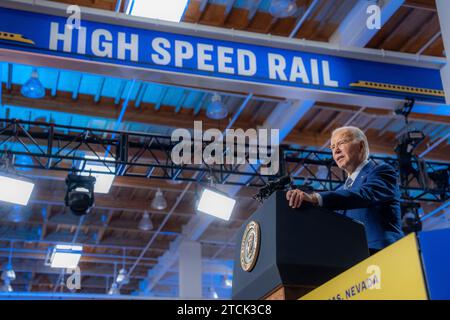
[20,69,45,99]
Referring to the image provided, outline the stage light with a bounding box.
[428,169,449,201]
[395,130,426,191]
[80,156,115,194]
[21,68,45,99]
[0,175,34,206]
[65,174,96,216]
[401,202,422,235]
[196,188,236,221]
[138,211,153,231]
[269,0,297,18]
[0,280,13,293]
[49,244,83,269]
[116,268,129,285]
[151,188,167,210]
[1,263,16,282]
[206,94,228,120]
[0,155,34,206]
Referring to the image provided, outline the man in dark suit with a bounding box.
[286,126,404,255]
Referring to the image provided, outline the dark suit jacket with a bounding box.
[319,161,404,250]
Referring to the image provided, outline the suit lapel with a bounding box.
[349,161,374,190]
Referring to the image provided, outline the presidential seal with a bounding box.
[240,221,261,272]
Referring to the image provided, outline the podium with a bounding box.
[232,191,369,300]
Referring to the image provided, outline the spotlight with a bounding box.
[0,279,13,293]
[401,202,422,235]
[65,174,96,216]
[79,155,115,194]
[395,130,425,155]
[196,188,236,221]
[1,263,16,282]
[116,268,129,285]
[428,169,449,201]
[21,68,46,99]
[151,188,167,210]
[206,93,228,120]
[269,0,297,18]
[48,244,83,269]
[0,154,34,206]
[138,211,153,231]
[395,130,425,190]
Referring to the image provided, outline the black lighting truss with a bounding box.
[0,118,448,202]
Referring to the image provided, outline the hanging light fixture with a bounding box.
[151,188,167,210]
[206,93,228,120]
[138,211,154,231]
[116,268,129,285]
[1,263,16,283]
[1,243,15,292]
[108,282,120,295]
[108,263,121,295]
[21,68,46,99]
[0,279,13,293]
[116,249,129,285]
[269,0,297,18]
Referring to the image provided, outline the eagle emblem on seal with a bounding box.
[240,221,261,272]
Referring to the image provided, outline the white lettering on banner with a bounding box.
[218,46,235,74]
[91,29,113,58]
[151,37,171,65]
[49,22,72,52]
[237,49,257,76]
[268,53,339,87]
[322,60,338,87]
[118,32,138,61]
[268,53,288,81]
[311,59,320,85]
[197,43,214,72]
[48,23,339,88]
[289,57,310,83]
[76,26,87,54]
[175,40,194,67]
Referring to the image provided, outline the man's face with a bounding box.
[330,130,364,173]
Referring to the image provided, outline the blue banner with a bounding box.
[0,7,445,103]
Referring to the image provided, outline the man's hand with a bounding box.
[286,190,318,208]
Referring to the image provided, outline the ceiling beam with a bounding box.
[1,85,258,132]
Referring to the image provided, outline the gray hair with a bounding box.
[331,126,370,160]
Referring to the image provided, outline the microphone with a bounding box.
[253,175,293,203]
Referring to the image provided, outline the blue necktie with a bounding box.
[344,177,353,190]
